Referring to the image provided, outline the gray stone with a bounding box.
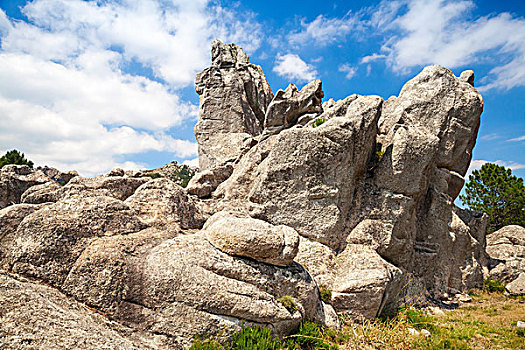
[204,210,299,266]
[194,40,273,170]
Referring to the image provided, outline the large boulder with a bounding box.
[6,195,145,286]
[0,272,163,350]
[125,178,205,231]
[486,225,525,288]
[204,210,300,266]
[194,40,274,170]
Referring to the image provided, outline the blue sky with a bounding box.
[0,0,523,179]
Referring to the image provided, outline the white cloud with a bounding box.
[288,14,364,47]
[374,0,525,90]
[338,63,357,79]
[273,54,317,82]
[466,159,525,178]
[360,53,387,64]
[0,0,263,176]
[182,158,199,167]
[480,133,499,141]
[507,135,525,142]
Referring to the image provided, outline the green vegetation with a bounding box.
[319,285,332,303]
[278,296,297,314]
[139,173,162,179]
[191,291,525,349]
[0,149,34,168]
[312,118,325,128]
[138,164,195,187]
[460,162,525,233]
[483,278,506,293]
[170,164,194,187]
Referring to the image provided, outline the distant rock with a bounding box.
[486,225,525,293]
[0,165,51,209]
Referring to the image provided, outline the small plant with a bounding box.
[57,180,66,186]
[284,320,337,350]
[139,173,162,179]
[312,118,325,128]
[169,164,195,187]
[319,285,332,303]
[278,296,297,314]
[483,278,506,293]
[230,326,281,350]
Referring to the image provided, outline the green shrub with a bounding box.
[483,278,506,293]
[231,326,281,350]
[312,118,325,128]
[139,173,162,179]
[169,164,195,187]
[284,320,337,350]
[319,285,332,303]
[278,296,297,314]
[0,149,34,168]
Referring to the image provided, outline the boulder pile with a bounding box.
[1,40,521,349]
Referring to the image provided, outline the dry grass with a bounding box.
[335,291,525,350]
[191,291,525,350]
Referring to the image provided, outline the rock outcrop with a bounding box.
[194,40,273,170]
[0,165,52,209]
[0,41,495,348]
[486,225,525,295]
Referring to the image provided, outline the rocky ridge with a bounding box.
[0,40,523,349]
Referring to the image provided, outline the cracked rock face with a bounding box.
[0,41,494,349]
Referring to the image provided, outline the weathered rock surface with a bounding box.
[20,181,61,204]
[0,41,494,347]
[0,272,164,350]
[0,165,52,209]
[204,210,299,266]
[486,225,525,289]
[186,163,233,198]
[125,178,205,231]
[37,165,78,183]
[194,40,273,170]
[263,80,324,134]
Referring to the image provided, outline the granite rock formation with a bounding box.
[0,41,503,349]
[486,225,525,295]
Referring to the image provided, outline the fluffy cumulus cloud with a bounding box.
[285,0,525,91]
[373,0,525,91]
[0,0,262,176]
[288,13,364,46]
[273,53,318,83]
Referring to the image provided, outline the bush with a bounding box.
[231,326,281,350]
[0,149,34,168]
[312,118,325,128]
[284,320,337,350]
[483,278,506,293]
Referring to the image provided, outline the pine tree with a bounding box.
[460,163,525,233]
[0,149,34,168]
